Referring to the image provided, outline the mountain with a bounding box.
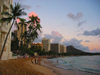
[66,45,100,55]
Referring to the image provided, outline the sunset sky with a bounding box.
[14,0,100,52]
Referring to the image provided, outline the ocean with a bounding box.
[49,56,100,75]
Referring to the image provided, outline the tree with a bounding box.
[0,3,26,59]
[22,16,42,47]
[11,32,19,54]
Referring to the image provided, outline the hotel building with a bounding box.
[0,0,13,60]
[42,38,51,52]
[60,44,67,53]
[50,43,60,53]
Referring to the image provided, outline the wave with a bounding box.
[49,56,100,75]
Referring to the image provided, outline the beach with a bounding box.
[0,56,99,75]
[0,58,56,75]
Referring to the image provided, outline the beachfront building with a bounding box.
[42,38,51,52]
[0,0,13,60]
[60,44,67,53]
[50,43,60,53]
[16,22,27,46]
[50,43,67,53]
[32,43,43,50]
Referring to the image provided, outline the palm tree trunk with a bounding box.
[21,24,23,45]
[0,19,15,59]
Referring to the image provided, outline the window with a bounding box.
[0,6,1,12]
[0,6,2,12]
[0,32,1,42]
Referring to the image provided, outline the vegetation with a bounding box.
[11,16,42,56]
[22,16,41,47]
[0,2,42,58]
[11,32,19,53]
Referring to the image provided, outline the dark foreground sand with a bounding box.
[0,58,95,75]
[0,58,56,75]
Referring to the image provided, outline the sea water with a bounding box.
[48,56,100,75]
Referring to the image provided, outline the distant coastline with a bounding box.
[47,46,100,59]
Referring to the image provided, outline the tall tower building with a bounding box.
[51,43,60,53]
[60,44,67,53]
[42,38,50,52]
[0,0,13,60]
[16,23,27,46]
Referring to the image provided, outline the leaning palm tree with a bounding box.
[0,3,26,59]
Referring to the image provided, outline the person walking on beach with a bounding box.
[35,57,37,64]
[34,52,38,64]
[57,59,59,64]
[38,57,42,65]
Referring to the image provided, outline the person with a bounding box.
[38,57,42,65]
[57,59,59,64]
[34,52,38,64]
[35,57,37,64]
[31,57,34,64]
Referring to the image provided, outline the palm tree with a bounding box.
[0,3,26,59]
[27,16,41,45]
[22,16,42,48]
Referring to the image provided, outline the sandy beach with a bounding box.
[0,58,56,75]
[0,58,95,75]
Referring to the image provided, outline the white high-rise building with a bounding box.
[60,44,67,53]
[42,38,51,52]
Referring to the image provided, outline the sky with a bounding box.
[14,0,100,52]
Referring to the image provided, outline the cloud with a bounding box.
[63,38,89,52]
[28,12,38,17]
[22,5,31,10]
[78,20,87,26]
[34,31,63,43]
[44,31,63,43]
[68,12,83,21]
[84,40,90,42]
[67,12,86,26]
[34,31,90,52]
[83,28,100,36]
[34,36,42,43]
[90,49,100,52]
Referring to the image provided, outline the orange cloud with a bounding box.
[28,11,38,17]
[82,42,100,52]
[16,18,20,23]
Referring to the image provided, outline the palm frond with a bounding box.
[12,3,26,17]
[19,18,26,22]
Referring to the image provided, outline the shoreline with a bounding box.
[0,57,99,75]
[41,58,95,75]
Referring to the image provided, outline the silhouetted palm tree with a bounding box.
[26,16,42,47]
[22,16,42,48]
[0,3,26,59]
